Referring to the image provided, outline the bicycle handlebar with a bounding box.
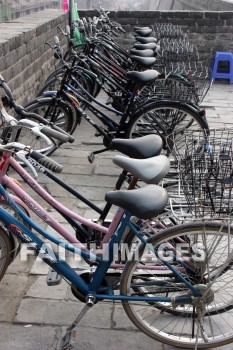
[0,75,74,143]
[0,142,63,173]
[41,126,74,143]
[29,150,63,173]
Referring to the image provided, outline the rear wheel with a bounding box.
[25,98,72,133]
[0,227,12,281]
[126,101,209,158]
[121,221,233,348]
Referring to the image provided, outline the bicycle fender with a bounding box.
[42,91,57,97]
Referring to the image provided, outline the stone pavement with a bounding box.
[1,82,233,350]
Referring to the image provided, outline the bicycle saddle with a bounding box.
[133,43,158,51]
[136,36,157,44]
[134,26,150,30]
[126,70,160,83]
[130,49,154,57]
[105,184,168,219]
[113,155,170,184]
[111,135,162,159]
[131,55,156,68]
[134,28,153,36]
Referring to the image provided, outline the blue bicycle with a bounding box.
[0,139,232,349]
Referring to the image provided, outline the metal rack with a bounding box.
[172,129,233,219]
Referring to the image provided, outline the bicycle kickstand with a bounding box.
[60,296,95,350]
[88,146,111,163]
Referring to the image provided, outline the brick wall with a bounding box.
[79,10,233,64]
[1,9,233,104]
[0,9,68,105]
[174,0,233,11]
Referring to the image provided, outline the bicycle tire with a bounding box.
[121,221,233,348]
[0,226,12,281]
[37,70,94,100]
[25,97,73,132]
[126,100,209,157]
[24,98,73,155]
[0,199,31,263]
[15,126,57,157]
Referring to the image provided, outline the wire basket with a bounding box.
[172,129,233,219]
[142,61,212,105]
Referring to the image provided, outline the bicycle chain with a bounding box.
[131,287,187,296]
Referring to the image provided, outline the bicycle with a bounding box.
[0,87,169,269]
[66,12,210,108]
[0,75,75,155]
[25,38,209,162]
[0,122,171,278]
[0,142,232,348]
[40,22,208,110]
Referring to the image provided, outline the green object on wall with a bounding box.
[69,0,86,45]
[0,4,12,23]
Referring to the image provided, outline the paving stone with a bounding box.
[0,323,58,350]
[1,80,233,350]
[0,274,29,321]
[60,326,165,350]
[63,174,118,188]
[112,304,138,331]
[6,253,36,275]
[94,165,120,176]
[14,298,113,328]
[25,276,68,300]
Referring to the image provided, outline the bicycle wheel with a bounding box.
[0,199,31,263]
[0,123,58,157]
[24,98,73,155]
[0,226,12,281]
[25,97,73,133]
[37,70,94,100]
[121,221,233,348]
[126,100,209,157]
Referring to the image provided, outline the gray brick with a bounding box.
[197,18,225,26]
[0,324,57,350]
[16,43,27,60]
[15,298,113,328]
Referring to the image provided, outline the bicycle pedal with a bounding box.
[88,153,95,163]
[106,97,112,105]
[46,269,62,286]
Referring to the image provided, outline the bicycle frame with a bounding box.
[0,149,187,276]
[0,182,200,302]
[59,74,136,139]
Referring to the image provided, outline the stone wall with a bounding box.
[173,0,233,11]
[79,10,233,64]
[0,9,67,105]
[1,9,233,104]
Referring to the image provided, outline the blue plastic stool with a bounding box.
[211,52,233,84]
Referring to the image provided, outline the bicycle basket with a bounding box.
[172,129,233,219]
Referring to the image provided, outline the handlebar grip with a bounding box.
[119,27,126,33]
[111,29,119,37]
[41,126,74,143]
[30,151,63,173]
[66,25,71,35]
[0,76,16,104]
[54,36,60,45]
[53,36,62,59]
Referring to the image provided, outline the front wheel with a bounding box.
[120,221,233,349]
[126,100,209,157]
[24,98,73,155]
[0,227,12,281]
